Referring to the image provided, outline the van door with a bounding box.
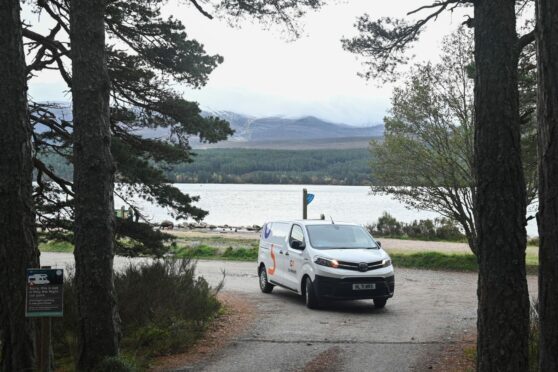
[262,222,290,287]
[284,224,307,291]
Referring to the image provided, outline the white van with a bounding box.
[258,220,394,309]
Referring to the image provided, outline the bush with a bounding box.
[527,236,539,246]
[53,258,222,368]
[373,212,403,236]
[94,356,138,372]
[367,212,466,242]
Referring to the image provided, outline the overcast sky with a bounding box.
[26,1,470,126]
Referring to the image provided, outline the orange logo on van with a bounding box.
[267,244,276,275]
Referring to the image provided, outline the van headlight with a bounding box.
[314,257,340,269]
[382,259,392,268]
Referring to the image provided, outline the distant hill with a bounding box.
[36,105,380,185]
[33,104,384,150]
[196,111,383,149]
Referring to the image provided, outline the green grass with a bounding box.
[39,240,74,252]
[173,245,539,275]
[391,252,477,272]
[175,245,219,257]
[222,247,258,260]
[374,234,469,243]
[40,234,540,275]
[390,252,538,275]
[173,245,258,261]
[174,235,258,250]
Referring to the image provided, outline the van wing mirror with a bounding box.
[291,240,306,250]
[376,240,382,248]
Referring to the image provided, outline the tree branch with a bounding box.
[22,28,69,54]
[407,0,464,16]
[33,158,74,197]
[518,29,535,53]
[189,0,213,19]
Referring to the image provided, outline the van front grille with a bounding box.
[337,260,384,272]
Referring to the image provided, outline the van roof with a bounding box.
[265,220,361,227]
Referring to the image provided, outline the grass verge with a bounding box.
[39,240,74,252]
[390,252,478,272]
[173,246,539,275]
[173,245,258,261]
[40,235,539,275]
[390,252,538,275]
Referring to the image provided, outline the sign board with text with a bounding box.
[25,268,64,317]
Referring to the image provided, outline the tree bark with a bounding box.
[70,0,119,369]
[474,0,530,370]
[0,0,40,370]
[536,0,558,370]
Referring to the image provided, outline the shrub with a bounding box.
[367,212,466,242]
[527,236,539,247]
[94,356,138,372]
[53,258,222,368]
[373,212,404,236]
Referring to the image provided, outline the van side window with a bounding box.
[289,225,305,246]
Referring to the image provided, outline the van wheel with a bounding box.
[259,267,274,293]
[373,298,387,309]
[304,277,320,309]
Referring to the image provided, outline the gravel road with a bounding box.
[40,253,538,372]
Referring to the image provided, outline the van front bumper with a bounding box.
[313,275,395,300]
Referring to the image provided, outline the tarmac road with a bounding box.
[187,261,478,372]
[40,253,537,372]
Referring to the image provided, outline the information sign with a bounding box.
[26,268,64,317]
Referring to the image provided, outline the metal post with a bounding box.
[303,188,308,220]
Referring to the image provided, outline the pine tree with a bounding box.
[0,0,40,369]
[535,0,558,369]
[25,0,322,256]
[342,1,533,368]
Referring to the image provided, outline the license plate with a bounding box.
[352,283,375,290]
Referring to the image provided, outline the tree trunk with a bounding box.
[473,0,530,370]
[70,0,119,369]
[0,0,40,370]
[536,0,558,369]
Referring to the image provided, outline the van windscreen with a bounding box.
[306,225,379,250]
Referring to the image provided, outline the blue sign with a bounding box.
[306,193,315,205]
